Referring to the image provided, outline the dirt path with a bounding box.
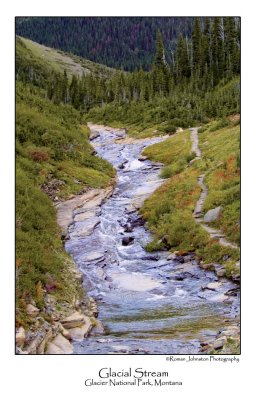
[189,128,238,249]
[190,127,202,158]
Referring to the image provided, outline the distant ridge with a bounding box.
[16,17,193,71]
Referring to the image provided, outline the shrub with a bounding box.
[145,240,166,252]
[209,118,229,132]
[27,146,51,162]
[158,125,177,134]
[198,125,208,133]
[186,152,196,163]
[197,240,240,264]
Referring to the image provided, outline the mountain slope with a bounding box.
[16,17,194,70]
[16,37,115,331]
[17,36,116,79]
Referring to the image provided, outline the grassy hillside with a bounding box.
[18,36,116,79]
[141,130,206,252]
[198,119,240,245]
[140,120,240,278]
[16,41,115,326]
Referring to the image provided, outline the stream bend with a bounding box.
[65,127,239,354]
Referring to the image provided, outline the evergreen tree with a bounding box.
[211,17,225,85]
[152,30,170,95]
[200,17,212,89]
[175,34,190,82]
[192,18,203,78]
[224,17,240,77]
[63,70,69,103]
[202,17,211,68]
[69,75,80,108]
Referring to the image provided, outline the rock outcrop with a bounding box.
[56,186,114,237]
[204,206,222,223]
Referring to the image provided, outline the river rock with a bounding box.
[73,269,83,283]
[122,236,134,246]
[68,317,92,340]
[204,282,222,290]
[89,320,105,336]
[74,210,96,222]
[25,334,44,354]
[210,293,229,302]
[82,251,105,262]
[218,327,239,338]
[183,254,196,263]
[46,342,65,354]
[130,217,144,228]
[217,269,226,277]
[73,217,100,237]
[16,327,26,347]
[90,131,100,140]
[225,287,239,296]
[111,345,130,353]
[61,312,87,329]
[213,336,227,350]
[200,344,213,352]
[58,323,72,340]
[231,273,240,282]
[138,155,148,161]
[226,325,240,333]
[200,263,216,271]
[173,272,191,281]
[88,297,99,317]
[204,206,222,223]
[51,333,73,354]
[96,338,112,343]
[16,347,29,355]
[124,223,133,233]
[37,329,53,354]
[173,255,185,263]
[26,304,39,317]
[141,255,159,261]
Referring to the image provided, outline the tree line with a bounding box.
[16,17,193,71]
[16,17,240,122]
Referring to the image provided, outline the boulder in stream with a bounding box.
[122,236,134,246]
[138,155,148,161]
[123,223,133,233]
[68,317,92,340]
[61,312,87,329]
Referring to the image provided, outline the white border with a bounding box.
[1,1,255,398]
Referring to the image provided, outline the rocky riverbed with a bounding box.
[62,125,240,355]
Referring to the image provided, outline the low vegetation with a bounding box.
[18,36,116,79]
[16,62,115,326]
[199,119,240,245]
[143,129,192,178]
[84,76,240,135]
[140,119,240,276]
[141,131,207,253]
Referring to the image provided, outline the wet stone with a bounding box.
[81,252,105,262]
[65,126,240,355]
[122,236,134,246]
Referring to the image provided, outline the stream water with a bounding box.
[65,127,240,354]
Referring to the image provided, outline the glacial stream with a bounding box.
[65,126,240,354]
